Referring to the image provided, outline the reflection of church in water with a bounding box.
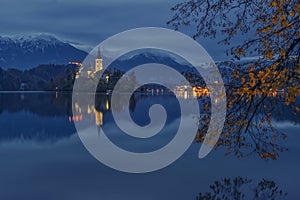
[69,97,110,128]
[94,98,110,127]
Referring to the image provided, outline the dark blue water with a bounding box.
[0,92,299,199]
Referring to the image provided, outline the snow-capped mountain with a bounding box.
[0,34,88,69]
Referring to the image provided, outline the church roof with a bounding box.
[97,47,102,59]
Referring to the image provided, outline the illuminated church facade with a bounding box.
[73,47,104,79]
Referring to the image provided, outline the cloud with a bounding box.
[0,0,177,47]
[0,0,252,61]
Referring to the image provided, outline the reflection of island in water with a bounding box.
[70,87,209,126]
[0,92,299,148]
[0,92,179,142]
[0,90,204,143]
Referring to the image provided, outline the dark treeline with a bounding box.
[0,64,78,91]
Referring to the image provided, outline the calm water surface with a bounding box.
[0,92,299,199]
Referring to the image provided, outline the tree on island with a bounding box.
[168,0,300,160]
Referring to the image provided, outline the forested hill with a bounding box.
[0,64,78,91]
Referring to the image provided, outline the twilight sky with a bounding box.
[0,0,176,48]
[0,0,243,60]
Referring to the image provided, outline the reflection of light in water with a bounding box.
[106,100,110,110]
[56,92,58,99]
[70,102,83,122]
[215,98,218,104]
[68,114,83,122]
[75,103,81,113]
[87,105,94,114]
[95,109,103,126]
[184,91,188,99]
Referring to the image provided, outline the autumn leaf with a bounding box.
[241,77,245,83]
[265,51,274,59]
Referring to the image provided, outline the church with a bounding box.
[95,47,103,72]
[74,47,104,79]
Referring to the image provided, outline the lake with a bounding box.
[0,92,299,199]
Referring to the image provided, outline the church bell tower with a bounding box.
[95,47,103,72]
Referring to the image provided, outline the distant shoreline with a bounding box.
[0,90,68,93]
[0,90,177,95]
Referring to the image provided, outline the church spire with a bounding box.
[97,47,102,59]
[95,47,103,72]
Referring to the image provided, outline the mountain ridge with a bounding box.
[0,34,88,69]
